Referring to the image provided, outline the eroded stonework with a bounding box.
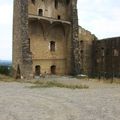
[13,0,79,78]
[13,0,120,79]
[78,26,97,76]
[92,37,120,78]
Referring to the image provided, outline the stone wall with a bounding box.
[28,0,71,21]
[13,0,32,79]
[13,0,106,78]
[93,37,120,78]
[79,26,97,76]
[28,20,71,75]
[13,0,73,78]
[71,0,81,75]
[28,0,72,75]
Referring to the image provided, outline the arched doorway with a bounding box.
[35,65,41,76]
[51,65,56,74]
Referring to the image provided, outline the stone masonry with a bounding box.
[13,0,120,79]
[71,0,81,75]
[13,0,32,79]
[79,26,97,76]
[13,0,79,78]
[92,37,120,78]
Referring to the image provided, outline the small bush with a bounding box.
[0,74,14,82]
[0,66,12,76]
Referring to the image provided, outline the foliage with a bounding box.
[0,65,12,76]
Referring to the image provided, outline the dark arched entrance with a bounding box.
[35,65,41,76]
[51,65,56,74]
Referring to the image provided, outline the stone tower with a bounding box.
[13,0,32,79]
[13,0,79,78]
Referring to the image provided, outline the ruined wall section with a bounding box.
[13,0,32,79]
[93,37,120,78]
[13,0,22,77]
[79,26,97,76]
[71,0,81,75]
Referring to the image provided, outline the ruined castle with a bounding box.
[13,0,120,79]
[13,0,81,78]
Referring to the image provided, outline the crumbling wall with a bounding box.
[93,37,120,78]
[71,0,81,75]
[13,0,32,79]
[78,26,97,76]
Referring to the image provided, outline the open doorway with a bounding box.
[35,65,41,76]
[51,65,56,74]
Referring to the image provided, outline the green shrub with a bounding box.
[0,66,12,76]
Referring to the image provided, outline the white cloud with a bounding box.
[0,1,13,60]
[0,4,13,25]
[78,0,120,39]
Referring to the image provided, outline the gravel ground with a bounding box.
[0,77,120,120]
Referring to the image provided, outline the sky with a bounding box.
[0,0,120,60]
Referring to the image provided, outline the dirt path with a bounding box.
[0,80,120,120]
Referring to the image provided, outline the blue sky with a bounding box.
[0,0,120,60]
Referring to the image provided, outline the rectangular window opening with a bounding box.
[38,9,43,16]
[58,15,61,20]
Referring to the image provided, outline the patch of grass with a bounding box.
[30,80,89,89]
[0,74,15,82]
[91,77,120,84]
[0,74,89,89]
[102,79,120,84]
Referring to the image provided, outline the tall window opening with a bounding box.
[35,65,41,76]
[38,9,43,16]
[50,41,55,52]
[58,15,61,20]
[28,38,30,52]
[55,0,58,9]
[51,65,56,74]
[114,49,119,56]
[31,0,35,5]
[101,47,104,56]
[80,50,83,54]
[80,40,83,43]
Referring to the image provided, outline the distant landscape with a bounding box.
[0,60,12,66]
[0,60,12,75]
